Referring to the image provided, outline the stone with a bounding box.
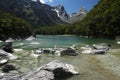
[2,64,16,73]
[1,42,14,53]
[60,48,78,56]
[22,70,54,80]
[25,36,35,41]
[0,60,79,80]
[0,49,17,60]
[5,38,14,43]
[0,59,8,66]
[93,43,111,51]
[39,60,79,75]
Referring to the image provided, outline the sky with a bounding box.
[36,0,99,14]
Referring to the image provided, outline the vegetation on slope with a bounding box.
[0,10,32,40]
[35,0,120,39]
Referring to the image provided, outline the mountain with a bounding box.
[72,0,120,39]
[54,5,87,24]
[69,7,87,23]
[0,0,65,27]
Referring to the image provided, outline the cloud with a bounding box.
[39,0,54,4]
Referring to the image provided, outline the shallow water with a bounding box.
[0,35,118,80]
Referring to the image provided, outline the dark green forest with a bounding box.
[0,10,32,40]
[35,0,120,39]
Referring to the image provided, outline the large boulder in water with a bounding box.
[0,60,79,80]
[23,60,79,80]
[1,42,14,53]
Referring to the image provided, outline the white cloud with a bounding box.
[39,0,54,4]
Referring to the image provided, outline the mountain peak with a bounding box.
[79,7,88,13]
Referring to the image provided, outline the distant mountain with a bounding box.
[69,7,87,23]
[54,5,87,24]
[0,0,65,27]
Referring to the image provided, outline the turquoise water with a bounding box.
[0,35,118,80]
[12,35,116,49]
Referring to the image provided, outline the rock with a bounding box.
[1,42,14,53]
[2,64,16,73]
[35,49,42,54]
[60,48,78,56]
[0,49,17,60]
[0,59,8,66]
[92,50,105,54]
[25,36,35,41]
[5,38,14,42]
[22,60,79,80]
[39,60,79,75]
[82,49,92,54]
[0,60,79,80]
[22,70,54,80]
[93,43,111,51]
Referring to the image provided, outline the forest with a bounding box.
[0,10,32,40]
[35,0,120,39]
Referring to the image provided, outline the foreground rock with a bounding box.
[0,60,79,80]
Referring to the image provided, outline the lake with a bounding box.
[0,35,118,80]
[12,35,116,50]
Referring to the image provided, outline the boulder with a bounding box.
[92,50,105,54]
[22,70,54,80]
[60,48,78,56]
[0,49,17,60]
[2,64,16,73]
[1,42,14,53]
[0,60,79,80]
[25,36,35,41]
[5,38,14,43]
[0,59,8,66]
[93,43,111,51]
[39,60,79,75]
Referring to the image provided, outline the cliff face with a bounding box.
[0,0,65,26]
